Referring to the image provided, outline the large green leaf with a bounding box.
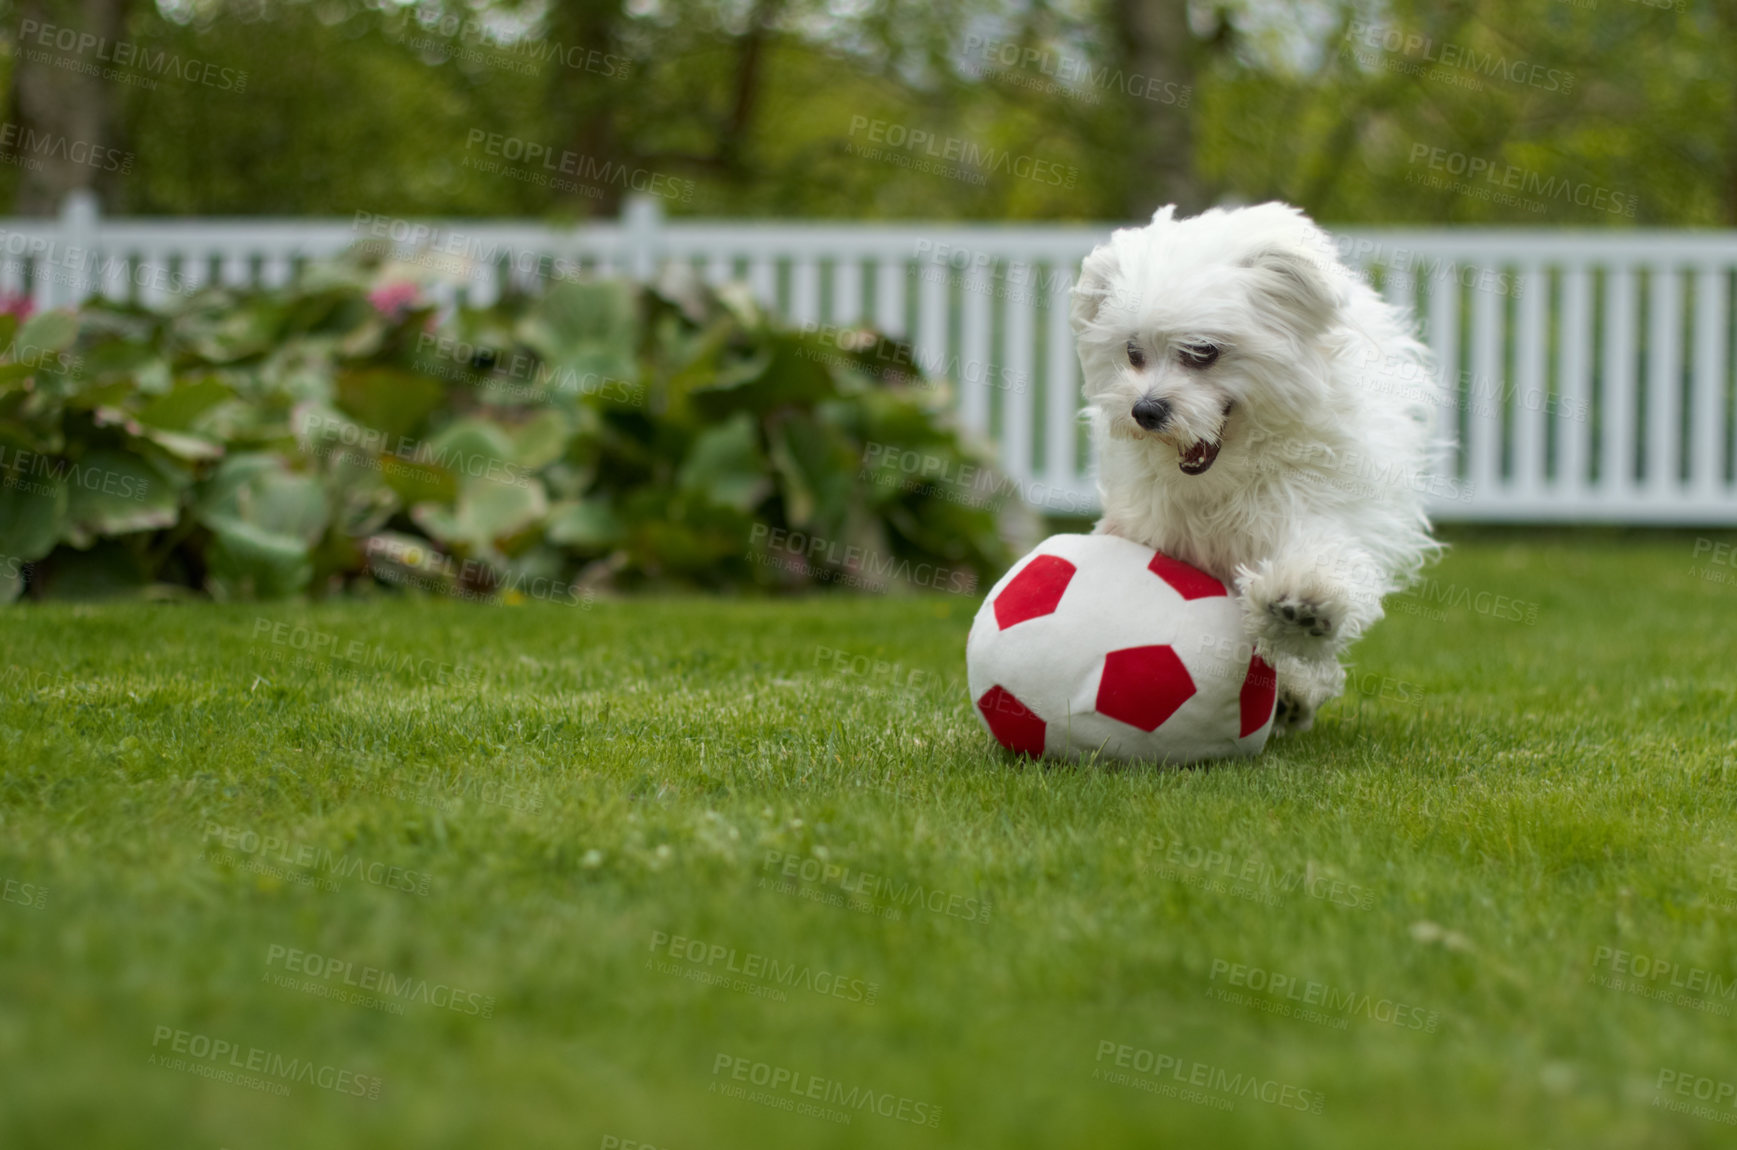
[0,363,37,392]
[654,314,737,408]
[138,427,225,462]
[206,517,314,600]
[0,404,63,456]
[72,341,173,395]
[17,311,79,355]
[335,367,445,440]
[677,411,771,513]
[66,380,140,412]
[518,280,638,384]
[377,455,458,505]
[137,378,235,431]
[0,475,66,560]
[766,411,858,530]
[425,419,521,486]
[280,287,370,340]
[323,453,402,536]
[260,337,340,404]
[411,476,548,557]
[512,409,571,470]
[382,455,462,503]
[462,477,547,545]
[173,294,290,363]
[618,487,754,582]
[689,332,838,418]
[62,449,180,546]
[197,453,329,547]
[293,401,367,454]
[766,419,816,526]
[545,499,622,548]
[337,312,391,359]
[196,454,332,599]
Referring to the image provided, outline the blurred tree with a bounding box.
[5,0,134,212]
[543,0,625,213]
[1109,0,1205,214]
[116,0,533,215]
[1194,0,1737,225]
[0,0,1731,225]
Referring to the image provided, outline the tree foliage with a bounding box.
[0,0,1731,223]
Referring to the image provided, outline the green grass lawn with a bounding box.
[4,533,1737,1149]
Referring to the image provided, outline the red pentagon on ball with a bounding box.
[1240,654,1277,737]
[1095,644,1197,732]
[1147,552,1227,600]
[976,685,1046,757]
[993,554,1077,630]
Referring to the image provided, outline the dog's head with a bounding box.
[1069,202,1350,476]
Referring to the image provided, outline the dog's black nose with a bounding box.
[1131,396,1171,431]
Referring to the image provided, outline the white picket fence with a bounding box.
[7,191,1737,523]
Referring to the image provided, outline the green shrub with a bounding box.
[0,253,1013,603]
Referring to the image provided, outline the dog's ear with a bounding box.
[1241,243,1346,334]
[1069,243,1121,334]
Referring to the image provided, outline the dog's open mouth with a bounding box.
[1177,402,1234,476]
[1179,439,1221,475]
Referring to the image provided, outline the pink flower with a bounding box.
[0,291,35,321]
[367,281,420,320]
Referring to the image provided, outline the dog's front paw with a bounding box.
[1272,690,1316,735]
[1267,595,1335,640]
[1268,660,1343,737]
[1238,551,1377,665]
[1244,581,1347,663]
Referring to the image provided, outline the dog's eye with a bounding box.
[1126,341,1147,369]
[1178,343,1220,369]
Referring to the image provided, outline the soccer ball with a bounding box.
[966,534,1278,765]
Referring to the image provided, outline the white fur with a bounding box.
[1070,202,1445,734]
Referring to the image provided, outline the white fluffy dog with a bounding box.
[1069,202,1443,734]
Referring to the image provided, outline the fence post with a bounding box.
[55,189,100,310]
[622,194,662,281]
